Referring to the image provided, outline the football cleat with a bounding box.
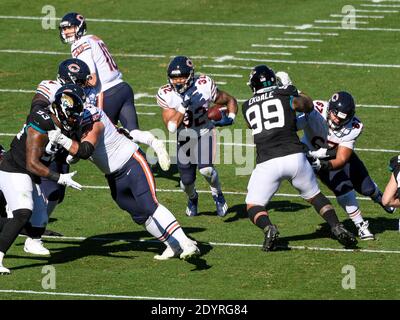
[357,221,374,241]
[24,238,50,256]
[213,193,228,217]
[179,240,200,260]
[262,224,279,252]
[331,223,358,247]
[186,193,199,217]
[154,245,182,261]
[0,266,10,275]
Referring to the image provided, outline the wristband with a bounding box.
[228,113,236,121]
[47,171,60,182]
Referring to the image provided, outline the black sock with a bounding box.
[320,209,340,228]
[24,223,45,239]
[0,209,31,253]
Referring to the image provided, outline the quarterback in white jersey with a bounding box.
[59,12,170,171]
[48,105,200,261]
[157,56,238,217]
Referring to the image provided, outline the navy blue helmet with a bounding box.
[167,56,195,94]
[51,84,86,131]
[328,91,356,130]
[59,12,87,44]
[247,65,277,94]
[57,58,91,87]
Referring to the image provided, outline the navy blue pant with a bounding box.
[177,129,216,186]
[318,152,376,197]
[106,151,158,225]
[97,82,139,131]
[40,161,69,203]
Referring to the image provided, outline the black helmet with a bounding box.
[50,84,86,131]
[247,65,277,94]
[328,91,356,130]
[167,56,195,94]
[59,12,87,44]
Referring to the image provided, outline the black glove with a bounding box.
[389,155,400,172]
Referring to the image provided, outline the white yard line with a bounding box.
[355,8,398,12]
[236,51,292,56]
[38,234,400,255]
[314,20,369,24]
[284,31,339,36]
[268,37,323,42]
[252,44,308,49]
[330,14,384,18]
[207,73,243,78]
[0,289,195,300]
[360,3,400,7]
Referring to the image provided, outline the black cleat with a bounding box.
[262,224,279,252]
[331,223,358,247]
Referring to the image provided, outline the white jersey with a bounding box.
[71,35,123,93]
[36,80,62,104]
[296,100,363,151]
[83,106,138,174]
[156,74,218,136]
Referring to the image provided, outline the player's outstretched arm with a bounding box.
[292,93,314,113]
[382,173,400,208]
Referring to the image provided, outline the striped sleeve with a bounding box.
[72,42,91,58]
[209,76,218,102]
[36,83,51,100]
[156,93,170,109]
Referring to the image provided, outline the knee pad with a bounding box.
[180,171,196,186]
[310,193,333,213]
[336,190,359,214]
[199,166,213,178]
[359,178,377,197]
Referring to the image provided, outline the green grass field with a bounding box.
[0,0,400,300]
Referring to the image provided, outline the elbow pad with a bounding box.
[76,141,95,159]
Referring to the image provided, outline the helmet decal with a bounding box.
[67,63,80,73]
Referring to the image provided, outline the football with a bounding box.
[207,105,227,121]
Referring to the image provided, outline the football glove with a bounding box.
[57,171,82,190]
[151,139,171,171]
[307,148,329,160]
[66,154,80,165]
[212,113,234,127]
[276,71,293,88]
[48,127,73,150]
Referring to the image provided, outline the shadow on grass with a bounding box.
[10,227,212,271]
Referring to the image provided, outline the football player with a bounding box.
[47,104,200,261]
[157,56,238,217]
[0,85,84,274]
[285,71,395,239]
[382,155,400,208]
[242,65,357,251]
[58,12,169,171]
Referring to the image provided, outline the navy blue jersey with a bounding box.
[242,85,305,163]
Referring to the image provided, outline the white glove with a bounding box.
[57,171,82,190]
[276,71,292,88]
[307,148,328,159]
[48,127,73,150]
[66,154,80,165]
[151,139,171,171]
[310,158,322,172]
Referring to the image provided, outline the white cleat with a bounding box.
[154,246,182,261]
[0,266,10,275]
[179,240,200,260]
[357,221,375,241]
[24,237,50,256]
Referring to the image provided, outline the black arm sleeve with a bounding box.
[76,141,95,159]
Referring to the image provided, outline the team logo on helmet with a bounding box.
[67,63,80,73]
[331,93,339,102]
[186,59,193,68]
[76,14,85,22]
[61,93,74,109]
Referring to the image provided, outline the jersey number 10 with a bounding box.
[99,42,118,72]
[245,99,285,135]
